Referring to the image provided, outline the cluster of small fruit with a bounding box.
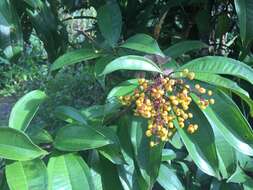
[120,69,214,147]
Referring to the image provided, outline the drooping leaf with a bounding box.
[97,2,122,47]
[0,127,47,161]
[234,0,253,47]
[50,48,100,71]
[179,56,253,85]
[120,33,164,56]
[54,106,87,125]
[54,125,115,151]
[157,164,185,190]
[163,40,207,58]
[6,159,47,190]
[129,116,164,187]
[100,55,162,76]
[174,102,219,177]
[48,153,95,190]
[195,90,253,156]
[9,90,47,131]
[193,73,253,116]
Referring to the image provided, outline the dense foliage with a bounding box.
[1,0,253,190]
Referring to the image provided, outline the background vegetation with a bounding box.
[1,0,253,189]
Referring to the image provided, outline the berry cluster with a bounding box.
[120,69,214,147]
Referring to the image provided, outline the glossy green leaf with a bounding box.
[101,55,162,76]
[120,33,164,56]
[0,127,47,161]
[6,159,47,190]
[9,90,47,131]
[194,73,253,116]
[179,56,253,85]
[89,151,124,190]
[116,117,148,190]
[174,102,219,177]
[212,126,237,179]
[107,79,138,100]
[27,127,53,144]
[198,90,253,156]
[234,0,253,47]
[55,106,87,125]
[54,125,115,151]
[157,164,184,190]
[48,153,94,190]
[164,40,207,58]
[129,116,164,187]
[161,149,177,161]
[97,2,122,47]
[50,48,100,71]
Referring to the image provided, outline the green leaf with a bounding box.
[6,159,47,190]
[120,33,164,56]
[129,116,164,187]
[48,153,94,190]
[212,126,237,179]
[0,127,47,161]
[161,149,177,161]
[194,73,253,116]
[101,55,162,76]
[9,90,47,131]
[97,2,122,47]
[89,151,124,190]
[116,117,148,190]
[198,90,253,156]
[179,56,253,85]
[163,40,207,58]
[107,79,138,100]
[157,164,185,190]
[50,48,100,71]
[54,125,115,151]
[0,0,23,59]
[234,0,253,47]
[174,102,219,177]
[55,106,87,125]
[27,127,53,144]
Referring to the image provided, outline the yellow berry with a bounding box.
[195,84,200,89]
[187,125,195,134]
[188,113,193,118]
[179,122,185,128]
[168,122,174,129]
[187,72,195,80]
[150,141,155,147]
[145,130,152,137]
[209,98,215,104]
[193,124,198,130]
[208,90,213,96]
[199,87,206,94]
[183,69,189,74]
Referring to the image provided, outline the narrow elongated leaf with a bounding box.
[6,159,47,190]
[55,106,87,125]
[129,116,164,187]
[48,153,94,190]
[101,55,162,76]
[212,126,237,179]
[234,0,253,47]
[179,56,253,85]
[194,73,253,116]
[9,90,47,131]
[120,34,164,56]
[54,125,115,151]
[164,40,207,58]
[157,164,185,190]
[107,79,138,100]
[174,102,219,177]
[50,48,100,71]
[0,127,47,161]
[197,90,253,156]
[97,2,122,47]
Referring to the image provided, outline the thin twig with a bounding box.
[62,16,96,22]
